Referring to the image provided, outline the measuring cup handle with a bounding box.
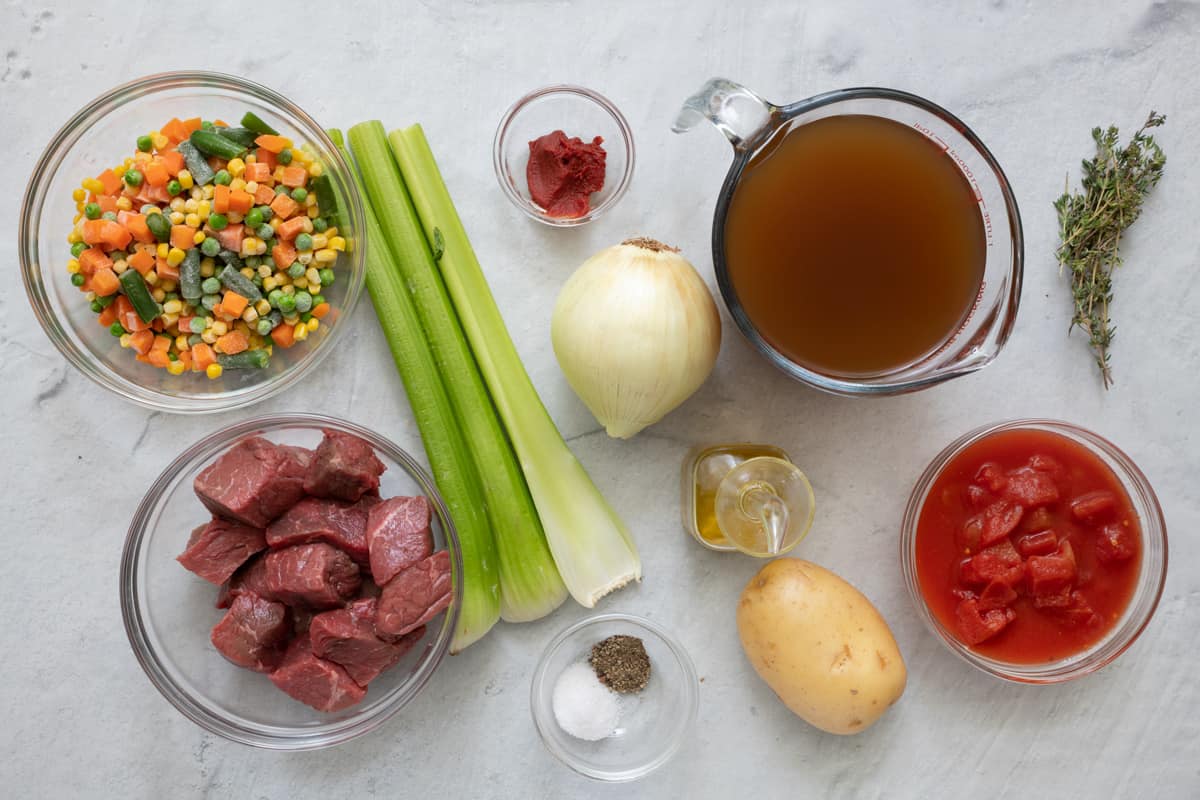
[672,78,776,148]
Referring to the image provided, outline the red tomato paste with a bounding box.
[915,428,1141,663]
[526,130,606,218]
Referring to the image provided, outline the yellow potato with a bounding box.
[736,559,906,735]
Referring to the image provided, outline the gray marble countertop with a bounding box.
[3,1,1198,797]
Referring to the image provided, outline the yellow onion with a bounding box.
[551,238,721,438]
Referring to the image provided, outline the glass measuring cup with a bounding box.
[673,78,1023,397]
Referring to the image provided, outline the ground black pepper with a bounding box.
[589,634,651,694]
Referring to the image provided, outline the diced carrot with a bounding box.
[115,295,150,332]
[311,302,331,320]
[143,161,170,187]
[254,184,276,205]
[270,323,296,349]
[118,212,155,244]
[212,184,231,214]
[221,291,248,316]
[244,162,271,183]
[178,350,194,371]
[129,329,155,355]
[191,343,217,369]
[90,268,121,297]
[275,216,311,241]
[170,225,197,250]
[228,189,254,215]
[271,241,297,269]
[270,193,299,220]
[157,259,180,282]
[213,119,229,128]
[98,303,118,327]
[128,248,155,275]
[181,117,203,135]
[83,219,133,251]
[151,335,171,352]
[78,247,113,275]
[217,224,244,251]
[177,317,194,337]
[211,302,225,318]
[160,150,184,176]
[216,330,249,355]
[96,195,119,214]
[280,166,308,188]
[151,318,165,332]
[134,183,171,206]
[257,148,277,170]
[254,134,291,153]
[97,169,124,195]
[161,118,189,144]
[146,349,171,368]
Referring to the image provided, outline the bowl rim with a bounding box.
[19,70,366,414]
[529,612,699,782]
[120,412,462,750]
[900,418,1168,684]
[492,84,635,228]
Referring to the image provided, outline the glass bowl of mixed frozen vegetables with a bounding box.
[19,71,365,413]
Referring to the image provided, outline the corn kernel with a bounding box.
[305,267,321,285]
[291,148,312,165]
[167,360,186,376]
[144,271,159,285]
[119,333,132,348]
[152,133,169,150]
[244,180,258,195]
[314,248,337,264]
[199,259,216,278]
[116,196,133,211]
[175,335,190,350]
[112,259,128,275]
[269,217,282,231]
[308,163,323,178]
[197,201,211,218]
[201,329,217,344]
[297,252,313,266]
[305,194,317,208]
[281,285,295,296]
[262,276,278,292]
[152,289,167,305]
[169,198,185,211]
[328,236,346,252]
[293,277,308,289]
[160,280,177,293]
[256,264,272,278]
[169,211,185,225]
[201,185,214,199]
[166,248,186,267]
[273,166,286,183]
[84,291,97,302]
[162,312,179,327]
[66,259,81,274]
[255,299,271,316]
[205,363,223,379]
[163,299,182,314]
[145,205,162,215]
[193,231,206,245]
[211,320,228,336]
[229,177,247,192]
[257,240,268,255]
[81,177,104,193]
[234,320,250,335]
[72,212,83,224]
[67,228,82,245]
[311,235,328,250]
[306,318,319,332]
[190,187,203,200]
[183,199,199,213]
[293,322,309,342]
[227,158,246,178]
[245,153,256,164]
[183,213,200,229]
[242,307,259,323]
[72,188,86,202]
[178,170,194,190]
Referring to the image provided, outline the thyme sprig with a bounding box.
[1054,111,1166,389]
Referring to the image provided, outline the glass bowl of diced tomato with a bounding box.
[900,419,1167,684]
[121,413,463,749]
[19,71,365,413]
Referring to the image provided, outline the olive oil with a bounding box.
[723,114,987,377]
[684,444,791,550]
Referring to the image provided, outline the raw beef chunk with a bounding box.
[376,551,452,638]
[218,554,274,609]
[194,437,310,527]
[303,429,386,502]
[210,593,291,673]
[366,496,433,586]
[269,636,366,712]
[265,543,361,609]
[266,497,370,562]
[177,518,267,586]
[310,597,423,686]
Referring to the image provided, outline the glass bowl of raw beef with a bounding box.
[900,419,1167,684]
[120,413,462,749]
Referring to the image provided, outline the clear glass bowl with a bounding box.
[120,413,462,750]
[900,419,1167,683]
[20,71,366,413]
[530,613,698,781]
[493,85,634,226]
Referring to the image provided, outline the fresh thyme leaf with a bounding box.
[1054,111,1166,389]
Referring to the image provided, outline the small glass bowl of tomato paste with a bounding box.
[901,419,1167,683]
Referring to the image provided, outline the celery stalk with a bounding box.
[330,129,498,651]
[346,122,567,622]
[389,125,641,607]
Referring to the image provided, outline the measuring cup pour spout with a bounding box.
[672,78,778,149]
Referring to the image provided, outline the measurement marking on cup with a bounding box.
[912,122,994,247]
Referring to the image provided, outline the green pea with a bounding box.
[300,311,312,323]
[124,169,143,187]
[102,211,119,222]
[200,237,221,257]
[167,180,182,196]
[277,148,293,165]
[140,204,159,215]
[290,187,307,202]
[318,268,335,286]
[188,333,203,346]
[213,170,232,186]
[164,292,180,303]
[208,213,229,231]
[189,317,207,333]
[136,135,154,153]
[311,294,325,307]
[275,184,290,194]
[245,255,261,268]
[96,294,115,309]
[201,120,215,131]
[70,273,86,287]
[201,277,221,294]
[84,202,102,220]
[256,318,274,336]
[294,233,313,251]
[294,292,313,313]
[109,322,125,336]
[70,242,88,258]
[256,224,274,240]
[251,273,264,287]
[311,217,328,233]
[201,294,220,311]
[287,262,305,279]
[90,299,104,313]
[267,289,284,308]
[245,208,264,228]
[277,294,296,314]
